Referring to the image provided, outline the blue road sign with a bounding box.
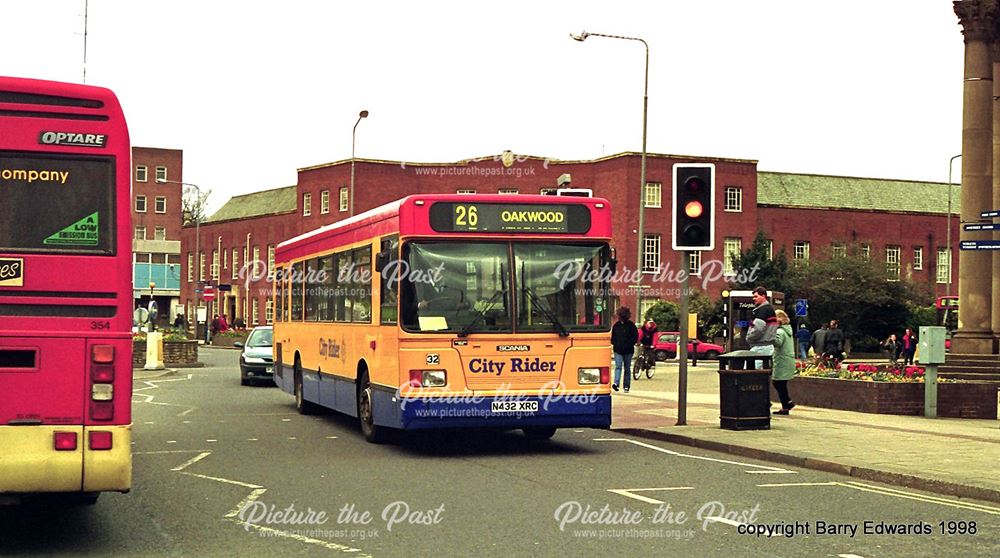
[982,210,1000,218]
[960,240,1000,250]
[794,299,808,317]
[964,223,1000,231]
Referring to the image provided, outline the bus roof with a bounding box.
[276,194,612,262]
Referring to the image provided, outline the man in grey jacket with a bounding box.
[745,286,778,369]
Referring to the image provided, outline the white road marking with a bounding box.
[744,470,797,474]
[225,488,268,518]
[703,516,746,528]
[226,519,371,556]
[248,438,259,441]
[143,421,155,425]
[594,437,795,473]
[166,440,177,444]
[179,472,263,489]
[838,554,867,558]
[132,375,197,416]
[134,450,211,455]
[171,452,212,472]
[206,439,217,443]
[757,482,840,488]
[608,487,695,505]
[288,437,297,440]
[326,436,338,439]
[842,481,1000,516]
[282,418,292,422]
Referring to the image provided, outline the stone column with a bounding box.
[954,0,996,354]
[994,39,1000,348]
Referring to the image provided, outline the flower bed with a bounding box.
[775,362,998,419]
[211,330,249,347]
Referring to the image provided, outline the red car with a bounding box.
[652,332,724,361]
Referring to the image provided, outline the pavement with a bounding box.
[611,359,1000,504]
[135,349,1000,504]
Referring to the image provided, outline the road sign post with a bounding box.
[794,299,808,318]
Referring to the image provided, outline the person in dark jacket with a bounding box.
[745,287,778,369]
[810,323,828,360]
[882,334,902,366]
[611,307,638,393]
[823,320,845,366]
[795,324,811,360]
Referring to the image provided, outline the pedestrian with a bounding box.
[882,334,902,366]
[233,316,246,329]
[901,327,918,365]
[823,320,845,367]
[611,307,638,393]
[219,314,230,332]
[810,322,829,361]
[210,314,221,336]
[795,324,811,360]
[772,309,797,415]
[173,313,185,329]
[745,286,778,369]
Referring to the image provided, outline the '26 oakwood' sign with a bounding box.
[0,258,24,287]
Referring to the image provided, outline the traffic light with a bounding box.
[672,163,715,250]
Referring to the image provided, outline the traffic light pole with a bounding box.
[677,251,689,426]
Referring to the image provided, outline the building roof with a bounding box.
[757,171,960,215]
[203,185,297,223]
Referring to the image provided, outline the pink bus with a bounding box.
[0,77,133,504]
[273,194,614,442]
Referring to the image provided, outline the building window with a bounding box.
[886,245,901,281]
[639,299,657,321]
[302,193,312,216]
[135,195,147,213]
[725,187,742,212]
[154,196,167,214]
[199,253,206,281]
[457,189,477,194]
[831,243,846,258]
[937,248,951,284]
[644,182,661,208]
[913,247,923,270]
[187,253,193,282]
[211,250,220,280]
[861,243,871,261]
[793,241,810,267]
[498,188,519,195]
[232,248,239,280]
[688,251,702,276]
[154,226,166,241]
[155,166,167,182]
[136,165,148,182]
[253,246,260,268]
[134,226,146,240]
[339,187,349,212]
[321,190,330,214]
[265,299,274,324]
[268,245,275,278]
[643,234,660,273]
[252,299,259,326]
[724,238,742,275]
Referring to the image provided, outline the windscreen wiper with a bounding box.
[457,289,507,338]
[521,286,569,337]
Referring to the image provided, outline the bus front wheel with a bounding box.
[357,372,389,444]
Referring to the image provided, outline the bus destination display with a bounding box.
[429,202,591,234]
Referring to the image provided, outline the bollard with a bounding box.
[144,331,165,370]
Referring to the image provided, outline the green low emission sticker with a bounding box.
[44,212,99,246]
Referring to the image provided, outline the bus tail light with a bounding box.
[599,367,610,384]
[92,364,114,383]
[91,384,113,401]
[89,431,113,450]
[92,345,115,363]
[409,370,446,388]
[90,401,114,421]
[54,432,77,451]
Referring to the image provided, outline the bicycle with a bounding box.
[632,345,655,380]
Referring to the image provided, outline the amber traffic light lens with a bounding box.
[684,201,704,218]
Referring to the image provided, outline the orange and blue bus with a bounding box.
[0,77,133,503]
[273,194,613,442]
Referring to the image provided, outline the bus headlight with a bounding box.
[578,368,601,385]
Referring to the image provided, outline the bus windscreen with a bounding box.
[0,152,116,254]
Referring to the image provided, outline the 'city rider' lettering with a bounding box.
[468,358,556,376]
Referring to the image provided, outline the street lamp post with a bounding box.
[158,179,207,339]
[570,30,649,316]
[350,110,369,217]
[947,154,961,297]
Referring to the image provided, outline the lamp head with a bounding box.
[359,110,369,118]
[570,31,589,42]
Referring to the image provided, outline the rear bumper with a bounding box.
[0,424,131,494]
[383,391,612,430]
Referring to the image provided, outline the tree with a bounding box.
[182,187,212,225]
[644,301,679,331]
[728,231,796,298]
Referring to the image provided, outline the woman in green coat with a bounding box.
[772,309,797,415]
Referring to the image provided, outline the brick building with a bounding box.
[180,152,958,327]
[131,146,184,323]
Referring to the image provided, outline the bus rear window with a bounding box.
[0,152,115,254]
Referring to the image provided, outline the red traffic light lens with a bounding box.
[685,177,705,192]
[684,201,704,218]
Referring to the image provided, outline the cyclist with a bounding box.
[637,319,658,371]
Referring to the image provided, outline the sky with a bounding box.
[1,1,967,212]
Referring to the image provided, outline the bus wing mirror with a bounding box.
[375,250,391,273]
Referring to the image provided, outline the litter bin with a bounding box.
[717,350,772,430]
